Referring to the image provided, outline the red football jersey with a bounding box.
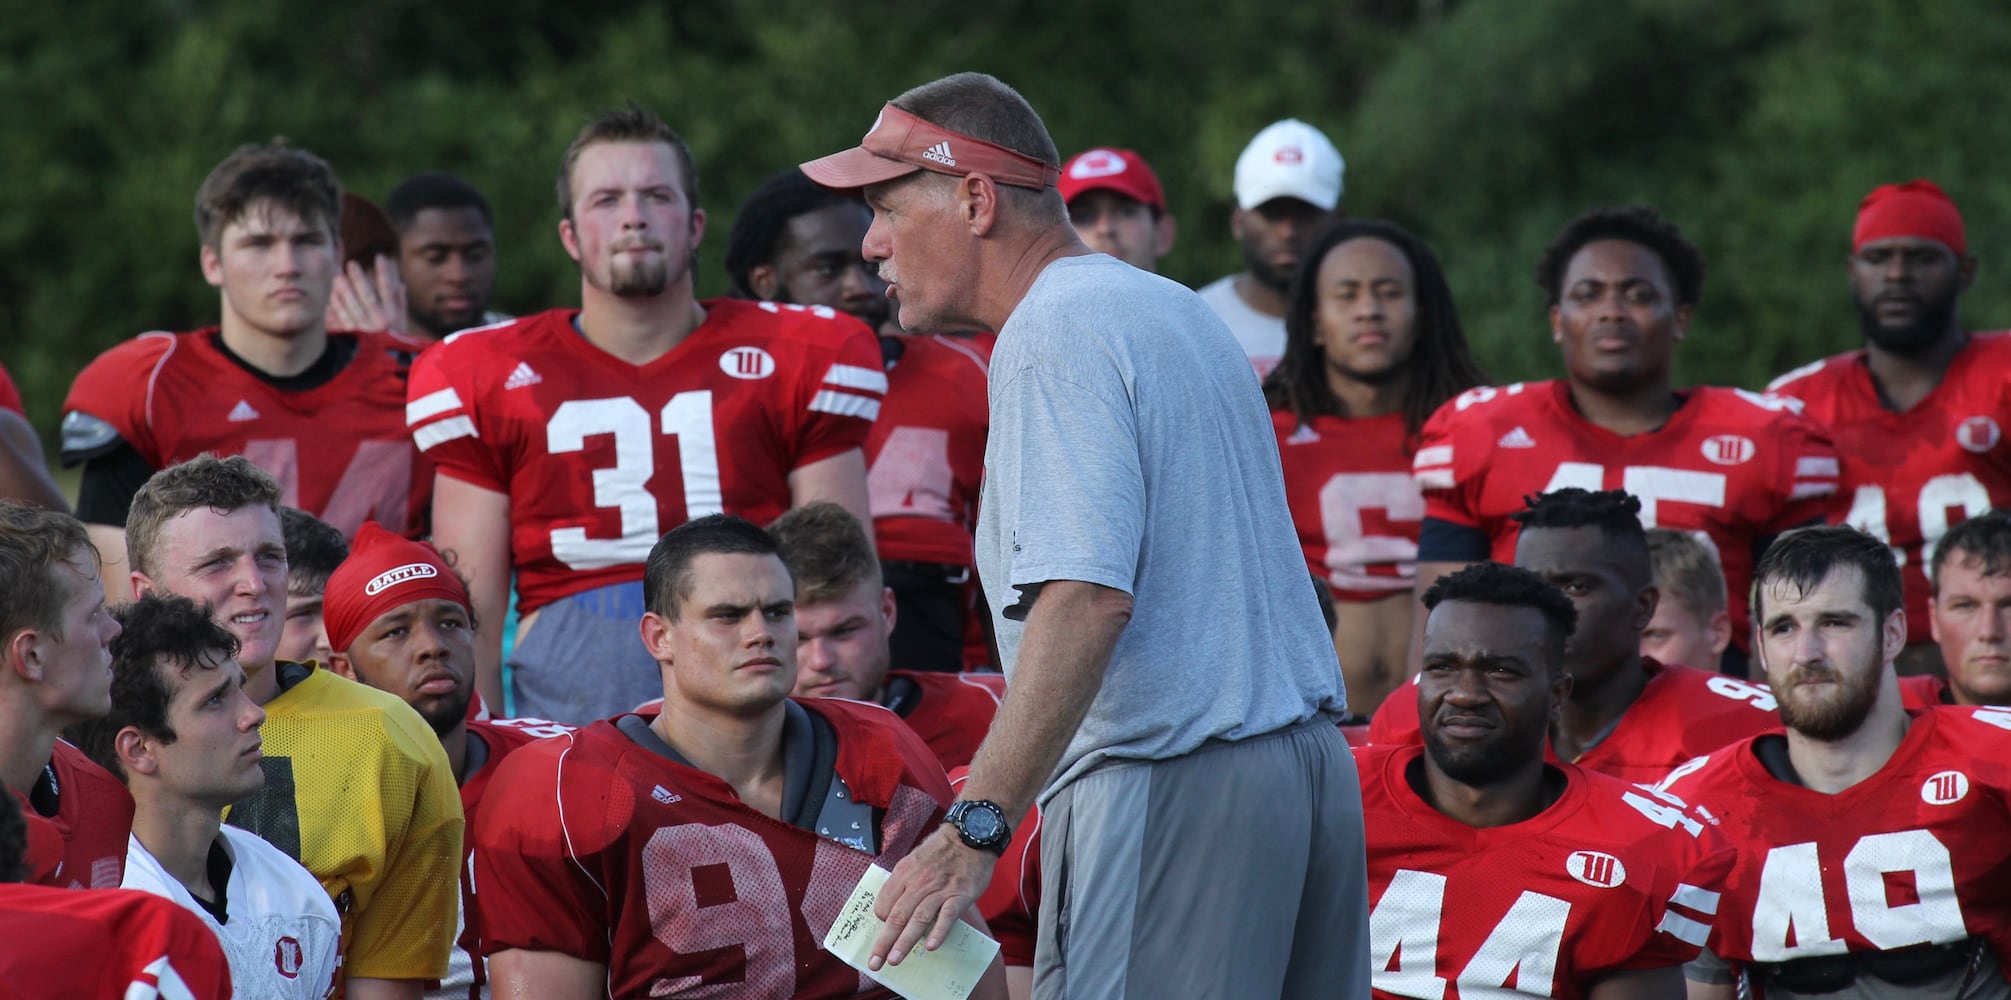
[1413,381,1838,648]
[0,362,22,416]
[1275,410,1422,601]
[868,334,992,567]
[28,739,135,890]
[471,700,951,999]
[1900,673,1951,710]
[444,716,576,1000]
[0,883,233,999]
[1368,659,1781,783]
[888,670,1005,771]
[1652,707,2011,973]
[948,767,1041,969]
[408,302,883,614]
[62,329,430,535]
[1359,744,1734,998]
[1768,332,2011,644]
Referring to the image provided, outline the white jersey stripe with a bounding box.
[809,390,882,421]
[823,364,890,394]
[1414,470,1455,490]
[1655,910,1712,947]
[406,387,465,425]
[413,415,479,451]
[1414,445,1453,468]
[1790,481,1837,500]
[1670,882,1721,915]
[1796,457,1840,478]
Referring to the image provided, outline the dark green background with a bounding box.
[6,0,2009,440]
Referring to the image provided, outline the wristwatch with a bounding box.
[944,800,1012,855]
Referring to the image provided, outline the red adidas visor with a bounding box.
[801,103,1060,191]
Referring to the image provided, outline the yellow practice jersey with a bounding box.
[225,661,463,988]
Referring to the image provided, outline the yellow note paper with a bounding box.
[821,863,1000,1000]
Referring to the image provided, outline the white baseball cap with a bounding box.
[1232,119,1344,211]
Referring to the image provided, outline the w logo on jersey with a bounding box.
[274,937,304,979]
[719,347,776,380]
[1701,434,1755,466]
[1922,770,1970,805]
[1566,851,1627,888]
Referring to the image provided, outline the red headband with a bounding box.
[1854,179,1965,256]
[323,522,470,655]
[800,104,1061,191]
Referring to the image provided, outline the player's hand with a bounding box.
[869,824,995,970]
[327,256,408,334]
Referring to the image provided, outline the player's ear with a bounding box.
[639,611,675,665]
[6,629,43,683]
[688,207,707,246]
[199,243,225,289]
[129,571,156,603]
[961,173,998,237]
[1672,303,1694,341]
[1959,253,1979,292]
[1708,609,1732,656]
[1549,304,1564,344]
[115,727,158,779]
[1154,212,1178,257]
[1230,206,1247,241]
[1549,669,1573,723]
[325,652,356,681]
[1632,583,1660,632]
[1882,608,1907,665]
[880,586,898,634]
[748,264,781,301]
[558,218,581,264]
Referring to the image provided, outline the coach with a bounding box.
[803,72,1368,1000]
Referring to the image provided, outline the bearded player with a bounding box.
[726,168,993,672]
[1360,561,1732,999]
[63,144,431,602]
[1371,490,1778,782]
[470,515,1005,999]
[1652,525,2011,997]
[323,522,573,999]
[1265,218,1487,714]
[1768,180,2011,676]
[409,106,883,723]
[1411,206,1837,676]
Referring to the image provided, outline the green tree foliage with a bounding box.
[2,0,2007,439]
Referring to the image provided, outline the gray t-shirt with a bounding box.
[1196,274,1286,375]
[977,253,1345,796]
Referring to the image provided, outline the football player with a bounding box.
[1265,218,1487,714]
[1372,490,1778,781]
[0,501,131,889]
[1642,528,1732,676]
[276,505,348,666]
[127,455,463,1000]
[78,594,340,999]
[1361,561,1732,998]
[323,521,573,999]
[409,106,882,723]
[727,167,992,672]
[1411,206,1837,675]
[1655,525,2011,997]
[1768,180,2010,675]
[63,144,431,602]
[768,502,1003,768]
[1910,508,2011,708]
[471,514,1005,999]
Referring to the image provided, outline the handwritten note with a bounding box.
[821,864,1000,1000]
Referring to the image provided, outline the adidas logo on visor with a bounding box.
[922,141,957,167]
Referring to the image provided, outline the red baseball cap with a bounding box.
[1058,148,1166,212]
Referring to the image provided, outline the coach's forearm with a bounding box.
[960,580,1132,819]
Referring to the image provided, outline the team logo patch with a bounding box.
[1922,770,1970,805]
[1702,434,1755,466]
[1069,150,1129,179]
[1567,850,1627,888]
[720,346,776,380]
[1957,416,2001,454]
[274,937,304,979]
[1274,146,1304,164]
[365,562,438,596]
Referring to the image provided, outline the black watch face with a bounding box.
[962,807,1002,841]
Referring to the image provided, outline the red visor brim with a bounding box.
[800,146,924,190]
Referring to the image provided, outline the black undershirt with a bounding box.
[189,838,235,925]
[71,334,359,526]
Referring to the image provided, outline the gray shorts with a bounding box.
[1033,718,1369,1000]
[508,581,661,725]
